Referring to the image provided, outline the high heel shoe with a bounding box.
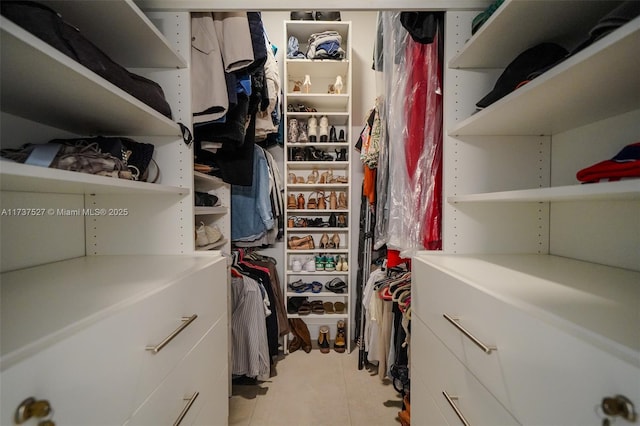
[297,193,305,209]
[331,233,340,249]
[288,172,298,184]
[319,170,334,184]
[319,116,329,142]
[307,192,318,209]
[317,190,327,210]
[335,256,343,271]
[307,169,319,184]
[335,148,347,161]
[302,74,312,93]
[329,191,337,210]
[329,126,337,142]
[338,192,347,209]
[338,129,346,141]
[329,212,337,227]
[334,76,344,94]
[320,232,330,248]
[308,116,318,142]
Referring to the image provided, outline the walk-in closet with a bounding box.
[1,1,638,425]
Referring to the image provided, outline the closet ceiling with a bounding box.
[137,0,491,11]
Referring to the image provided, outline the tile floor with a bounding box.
[229,349,404,426]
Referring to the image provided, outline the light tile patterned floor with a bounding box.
[229,349,404,426]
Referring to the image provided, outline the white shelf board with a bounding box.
[0,255,223,370]
[449,17,640,136]
[38,0,186,68]
[286,93,349,111]
[449,0,621,69]
[0,18,181,137]
[415,253,640,367]
[287,59,349,78]
[194,206,227,215]
[193,171,224,186]
[286,112,350,126]
[286,161,349,169]
[448,180,640,203]
[0,161,188,195]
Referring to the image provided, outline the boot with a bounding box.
[308,116,318,142]
[319,116,329,142]
[329,191,337,210]
[298,122,309,142]
[338,192,347,209]
[289,318,312,353]
[338,129,346,141]
[334,320,346,353]
[318,325,330,354]
[329,212,337,227]
[297,193,305,209]
[335,148,347,161]
[288,118,299,143]
[329,125,337,142]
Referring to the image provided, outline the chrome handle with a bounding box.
[443,314,496,354]
[443,391,471,426]
[146,314,197,353]
[173,391,199,426]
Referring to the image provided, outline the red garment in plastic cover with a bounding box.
[404,35,443,250]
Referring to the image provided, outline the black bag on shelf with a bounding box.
[1,1,173,119]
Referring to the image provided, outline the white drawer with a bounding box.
[413,258,640,425]
[125,321,228,426]
[412,317,519,426]
[412,374,451,426]
[0,259,226,426]
[133,262,225,409]
[413,261,512,408]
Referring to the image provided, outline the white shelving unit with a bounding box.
[283,20,353,353]
[413,2,640,424]
[0,3,229,424]
[194,171,231,253]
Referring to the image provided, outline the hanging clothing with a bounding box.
[231,145,274,242]
[231,274,270,379]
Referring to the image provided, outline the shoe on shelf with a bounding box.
[331,233,340,249]
[335,148,347,161]
[298,122,309,142]
[329,126,337,142]
[336,256,343,271]
[292,258,303,272]
[318,326,331,354]
[340,255,348,271]
[324,256,336,272]
[334,301,346,314]
[334,320,346,353]
[297,193,306,209]
[317,190,327,210]
[288,194,297,209]
[319,116,329,142]
[308,116,318,142]
[325,277,347,293]
[333,75,344,94]
[195,222,224,250]
[329,191,338,210]
[304,257,316,272]
[338,192,347,209]
[329,212,337,227]
[307,169,319,184]
[288,118,299,143]
[315,255,326,271]
[320,232,330,249]
[302,74,312,93]
[337,213,347,228]
[323,301,335,314]
[338,129,346,141]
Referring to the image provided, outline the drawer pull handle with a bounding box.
[443,314,496,354]
[443,391,471,426]
[146,314,198,354]
[173,391,199,426]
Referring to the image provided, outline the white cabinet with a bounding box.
[413,2,640,425]
[0,2,229,425]
[1,256,228,425]
[283,20,353,352]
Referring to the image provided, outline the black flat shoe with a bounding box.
[325,277,347,293]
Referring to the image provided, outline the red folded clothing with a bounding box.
[576,142,640,183]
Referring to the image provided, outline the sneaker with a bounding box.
[195,222,223,250]
[304,258,316,272]
[324,256,336,272]
[315,256,325,271]
[292,259,302,272]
